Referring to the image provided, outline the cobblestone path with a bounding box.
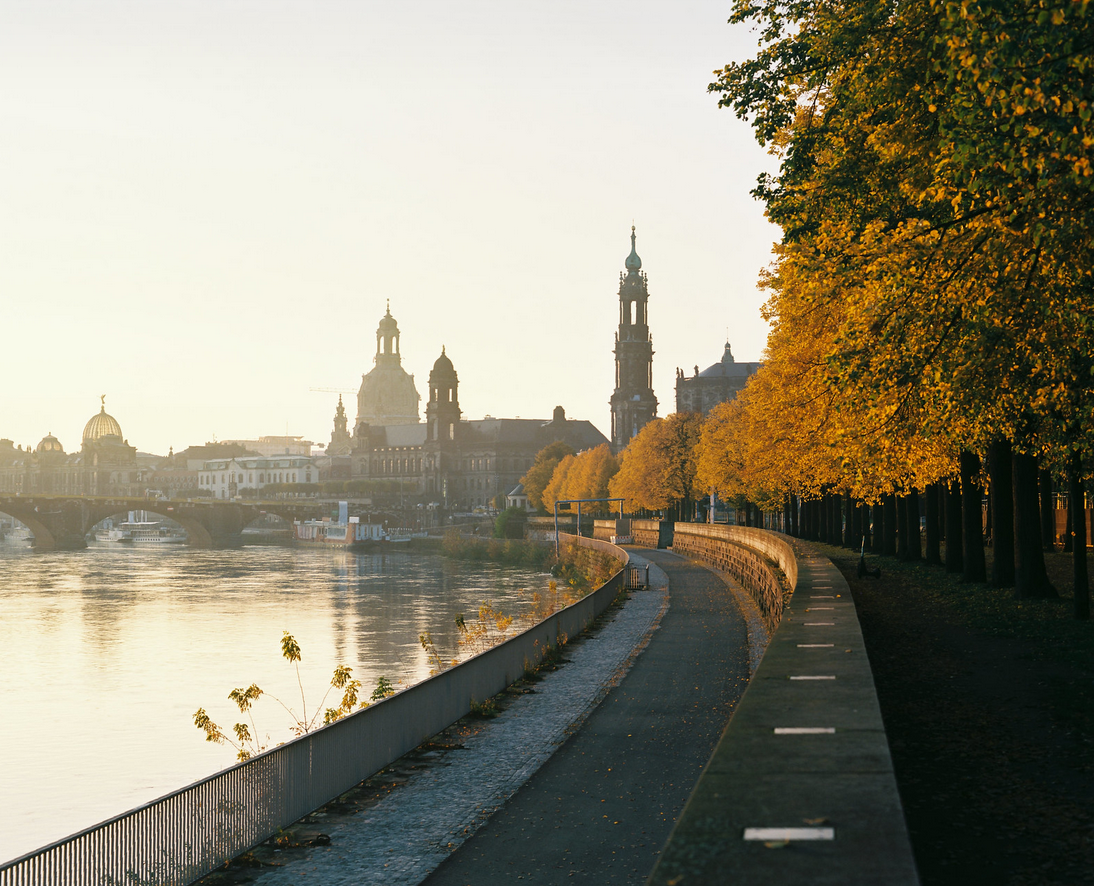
[252,553,677,885]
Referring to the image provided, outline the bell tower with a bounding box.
[424,347,462,505]
[328,395,352,456]
[425,347,461,443]
[610,226,658,452]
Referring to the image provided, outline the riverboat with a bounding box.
[293,518,389,548]
[99,520,187,544]
[384,527,429,545]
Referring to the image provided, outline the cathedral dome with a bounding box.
[36,433,64,455]
[83,399,123,443]
[377,304,398,337]
[357,310,421,427]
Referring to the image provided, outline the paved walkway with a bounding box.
[250,551,750,885]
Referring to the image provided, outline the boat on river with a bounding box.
[99,520,187,544]
[293,518,389,549]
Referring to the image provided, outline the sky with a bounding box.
[2,1,779,457]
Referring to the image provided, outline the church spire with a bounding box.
[625,225,642,272]
[610,226,657,452]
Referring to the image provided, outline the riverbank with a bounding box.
[0,546,553,865]
[821,543,1094,885]
[193,554,671,884]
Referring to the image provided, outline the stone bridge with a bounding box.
[0,495,328,551]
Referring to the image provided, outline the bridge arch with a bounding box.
[0,506,58,550]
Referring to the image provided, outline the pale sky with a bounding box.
[2,1,778,457]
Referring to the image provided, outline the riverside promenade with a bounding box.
[424,550,752,885]
[237,550,752,885]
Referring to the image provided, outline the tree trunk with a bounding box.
[924,483,941,565]
[906,489,921,560]
[883,493,898,556]
[843,490,854,547]
[1070,452,1089,620]
[783,494,791,535]
[1013,452,1057,598]
[791,494,799,537]
[945,478,963,573]
[989,439,1015,588]
[831,494,842,546]
[852,499,863,549]
[896,491,908,559]
[1064,494,1073,552]
[961,449,987,583]
[1040,469,1056,551]
[872,500,885,554]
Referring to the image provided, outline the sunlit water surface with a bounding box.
[0,541,549,863]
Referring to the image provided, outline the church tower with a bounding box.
[610,226,658,452]
[424,347,462,505]
[327,395,352,456]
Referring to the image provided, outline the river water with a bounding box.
[0,539,550,864]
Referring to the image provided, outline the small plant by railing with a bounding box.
[193,631,372,760]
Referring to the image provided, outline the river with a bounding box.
[0,539,551,864]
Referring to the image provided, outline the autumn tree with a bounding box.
[709,0,1094,604]
[519,441,575,513]
[542,444,619,514]
[610,414,703,520]
[541,453,576,514]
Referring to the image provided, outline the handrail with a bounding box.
[0,538,627,886]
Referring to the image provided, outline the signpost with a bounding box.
[553,497,626,556]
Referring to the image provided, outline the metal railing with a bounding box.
[0,536,628,886]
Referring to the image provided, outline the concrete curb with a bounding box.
[648,540,920,885]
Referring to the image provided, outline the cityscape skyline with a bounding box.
[3,2,778,456]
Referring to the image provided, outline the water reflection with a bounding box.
[0,541,549,863]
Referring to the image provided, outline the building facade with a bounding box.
[198,456,318,499]
[609,227,658,452]
[331,308,610,511]
[0,399,146,496]
[675,342,762,416]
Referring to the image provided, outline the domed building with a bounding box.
[675,342,762,416]
[82,402,123,443]
[80,397,139,494]
[35,433,65,457]
[354,304,421,431]
[338,311,611,511]
[0,398,143,496]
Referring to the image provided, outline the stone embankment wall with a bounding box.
[670,524,796,631]
[631,519,674,549]
[642,525,919,884]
